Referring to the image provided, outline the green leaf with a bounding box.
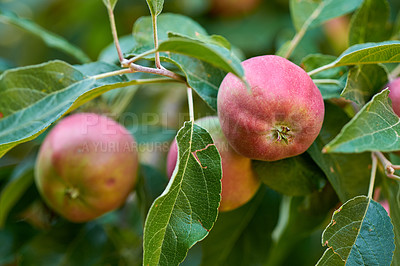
[0,61,135,159]
[102,0,118,10]
[201,187,280,266]
[146,0,164,16]
[98,35,137,64]
[311,41,400,74]
[290,0,363,32]
[252,154,326,196]
[0,61,84,117]
[164,54,226,111]
[307,102,371,202]
[316,196,394,265]
[324,90,400,153]
[130,13,226,110]
[265,186,338,266]
[136,164,168,217]
[158,36,244,79]
[302,54,347,99]
[143,121,222,265]
[132,13,207,54]
[0,10,90,64]
[349,0,391,46]
[341,64,388,106]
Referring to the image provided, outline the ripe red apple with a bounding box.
[166,116,261,212]
[35,113,138,223]
[210,0,261,17]
[386,77,400,116]
[217,55,324,161]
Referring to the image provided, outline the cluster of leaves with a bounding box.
[1,0,400,265]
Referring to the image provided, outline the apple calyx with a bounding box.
[272,125,292,144]
[65,187,80,200]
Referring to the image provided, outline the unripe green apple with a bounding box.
[166,116,261,212]
[35,113,138,223]
[217,55,324,161]
[386,77,400,116]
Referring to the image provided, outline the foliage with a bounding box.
[1,0,400,265]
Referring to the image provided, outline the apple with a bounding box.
[166,116,261,212]
[35,113,138,223]
[386,77,400,116]
[217,55,324,161]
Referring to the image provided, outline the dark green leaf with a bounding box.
[163,54,226,111]
[349,0,391,46]
[265,185,338,266]
[290,0,363,32]
[307,102,371,202]
[252,154,326,196]
[316,196,394,265]
[132,13,208,54]
[341,64,388,106]
[158,36,244,79]
[98,35,137,64]
[143,121,222,265]
[136,164,168,217]
[146,0,164,16]
[324,90,400,153]
[0,10,90,64]
[201,187,280,266]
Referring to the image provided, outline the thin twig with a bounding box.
[91,68,132,80]
[129,63,185,81]
[121,49,157,67]
[368,153,378,199]
[312,79,341,85]
[284,4,324,59]
[307,62,336,76]
[152,15,163,69]
[106,3,124,63]
[187,86,194,122]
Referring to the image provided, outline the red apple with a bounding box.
[167,116,261,212]
[217,55,324,161]
[35,113,138,223]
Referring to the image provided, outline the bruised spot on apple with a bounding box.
[35,113,138,223]
[217,55,324,161]
[166,116,261,212]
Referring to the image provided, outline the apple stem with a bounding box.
[187,86,195,122]
[106,1,124,63]
[368,153,378,199]
[284,4,324,59]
